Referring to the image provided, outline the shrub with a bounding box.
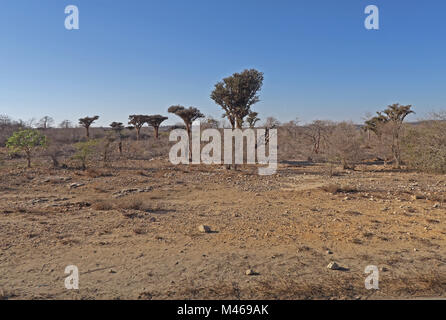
[73,139,98,170]
[6,129,47,168]
[326,122,363,169]
[402,115,446,173]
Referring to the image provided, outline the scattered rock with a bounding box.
[198,225,211,233]
[43,176,72,183]
[245,269,257,276]
[327,262,340,270]
[345,210,362,216]
[69,183,85,189]
[326,250,333,255]
[433,203,440,208]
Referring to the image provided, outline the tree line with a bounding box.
[1,68,445,173]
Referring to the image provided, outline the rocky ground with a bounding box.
[0,157,445,299]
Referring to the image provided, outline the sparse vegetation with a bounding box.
[73,139,98,170]
[6,129,47,168]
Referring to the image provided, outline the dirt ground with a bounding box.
[0,157,445,300]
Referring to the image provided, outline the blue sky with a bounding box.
[0,0,445,126]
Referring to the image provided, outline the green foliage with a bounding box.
[211,69,264,128]
[74,139,98,170]
[6,129,47,167]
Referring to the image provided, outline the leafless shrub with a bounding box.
[115,195,151,211]
[326,122,363,169]
[92,200,114,211]
[402,112,446,173]
[301,120,334,161]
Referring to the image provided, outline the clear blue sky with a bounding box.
[1,0,445,126]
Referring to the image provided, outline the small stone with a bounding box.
[433,203,440,208]
[380,267,388,272]
[245,269,257,276]
[198,225,211,233]
[326,250,333,255]
[109,269,116,274]
[327,262,340,270]
[69,183,84,189]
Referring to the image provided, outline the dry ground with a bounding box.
[0,157,445,300]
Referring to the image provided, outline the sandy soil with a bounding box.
[0,158,445,300]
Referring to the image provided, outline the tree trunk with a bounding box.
[51,155,59,168]
[86,126,90,138]
[154,126,159,139]
[26,151,31,168]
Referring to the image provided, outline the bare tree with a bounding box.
[38,116,54,130]
[146,115,168,139]
[264,116,280,129]
[128,115,149,141]
[302,120,332,159]
[59,120,73,129]
[327,122,362,170]
[211,69,264,129]
[78,116,99,138]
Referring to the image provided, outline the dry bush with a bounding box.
[277,120,333,162]
[92,200,114,211]
[43,127,84,144]
[402,113,446,173]
[326,122,364,169]
[115,195,151,211]
[300,120,334,161]
[363,122,394,163]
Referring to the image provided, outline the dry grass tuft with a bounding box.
[92,200,114,211]
[115,195,152,212]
